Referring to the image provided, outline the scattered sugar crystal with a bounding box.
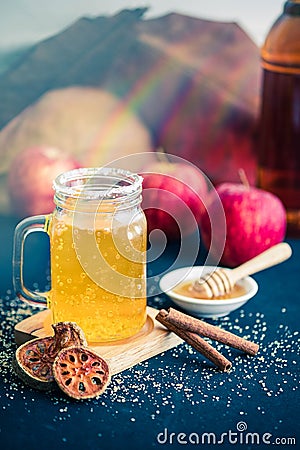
[0,292,299,428]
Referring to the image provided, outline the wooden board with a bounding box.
[14,307,182,375]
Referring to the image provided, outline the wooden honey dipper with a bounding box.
[193,242,292,298]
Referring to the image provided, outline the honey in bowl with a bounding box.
[173,280,247,300]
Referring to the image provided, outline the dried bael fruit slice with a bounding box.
[52,322,87,349]
[13,321,87,390]
[13,336,58,390]
[53,346,111,400]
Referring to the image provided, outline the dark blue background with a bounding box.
[0,215,299,450]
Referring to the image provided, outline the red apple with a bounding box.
[8,146,80,217]
[141,160,208,240]
[201,182,287,267]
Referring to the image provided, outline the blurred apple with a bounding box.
[141,160,208,240]
[8,146,80,217]
[201,182,287,266]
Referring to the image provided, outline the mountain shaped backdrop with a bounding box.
[0,7,261,208]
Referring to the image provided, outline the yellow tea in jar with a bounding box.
[48,212,146,343]
[47,168,147,343]
[13,168,147,343]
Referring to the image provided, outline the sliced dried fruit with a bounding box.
[53,346,111,400]
[13,336,58,390]
[14,321,87,390]
[52,321,87,350]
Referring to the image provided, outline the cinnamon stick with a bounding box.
[156,311,232,372]
[157,308,259,356]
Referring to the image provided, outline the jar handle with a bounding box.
[13,215,51,307]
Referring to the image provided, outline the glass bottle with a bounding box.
[258,0,300,236]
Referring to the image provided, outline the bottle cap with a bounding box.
[284,0,300,15]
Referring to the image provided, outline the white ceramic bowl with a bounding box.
[159,266,258,318]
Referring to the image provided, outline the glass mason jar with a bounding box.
[13,167,147,343]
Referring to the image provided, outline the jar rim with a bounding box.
[53,167,143,203]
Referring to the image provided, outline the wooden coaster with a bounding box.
[14,306,182,374]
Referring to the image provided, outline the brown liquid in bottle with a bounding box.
[258,1,300,236]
